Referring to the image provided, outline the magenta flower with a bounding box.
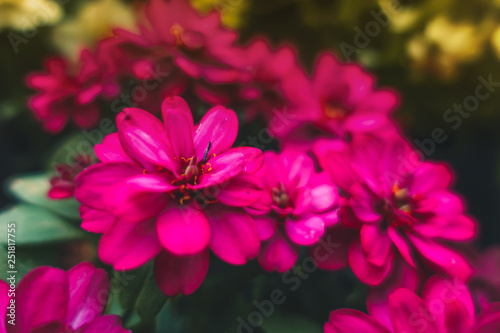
[27,49,119,133]
[317,136,477,285]
[103,0,241,112]
[0,262,129,333]
[75,96,263,296]
[325,276,500,333]
[275,52,398,144]
[249,150,339,272]
[49,155,95,200]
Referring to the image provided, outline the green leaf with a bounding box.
[115,264,150,311]
[7,173,81,220]
[134,268,168,323]
[156,299,189,333]
[0,204,85,246]
[262,314,322,333]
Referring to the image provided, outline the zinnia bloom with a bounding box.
[275,52,398,145]
[317,135,477,285]
[325,275,500,333]
[104,0,241,112]
[27,50,119,133]
[0,262,129,332]
[250,150,339,272]
[75,96,263,296]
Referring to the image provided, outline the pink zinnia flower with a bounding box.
[325,275,500,333]
[27,49,119,133]
[104,0,241,112]
[249,150,339,272]
[0,262,129,332]
[48,155,95,199]
[317,136,477,286]
[75,96,263,296]
[275,52,398,145]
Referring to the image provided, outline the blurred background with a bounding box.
[0,1,500,330]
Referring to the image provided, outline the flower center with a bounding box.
[170,24,185,46]
[322,99,349,119]
[391,183,411,213]
[169,142,216,205]
[271,183,291,209]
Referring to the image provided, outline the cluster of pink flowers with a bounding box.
[24,0,498,330]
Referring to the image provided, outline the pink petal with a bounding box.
[117,108,177,173]
[230,147,264,173]
[156,203,211,255]
[74,162,142,210]
[258,232,299,273]
[103,175,172,223]
[348,238,393,286]
[80,205,115,233]
[80,315,130,333]
[30,322,69,333]
[360,224,392,267]
[310,227,355,270]
[366,260,419,332]
[194,150,246,188]
[99,219,162,270]
[309,181,338,212]
[254,216,277,241]
[215,172,262,207]
[285,215,325,246]
[422,275,474,333]
[162,98,195,159]
[410,163,453,195]
[0,281,9,333]
[325,309,390,333]
[95,133,133,163]
[409,234,472,281]
[48,185,74,199]
[413,215,477,242]
[154,250,209,296]
[17,267,69,333]
[387,226,416,267]
[417,191,464,216]
[66,263,110,329]
[161,96,193,125]
[194,106,238,160]
[206,206,260,265]
[388,288,438,333]
[349,183,382,223]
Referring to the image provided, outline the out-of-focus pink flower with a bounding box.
[275,52,398,146]
[324,275,500,333]
[27,49,119,133]
[74,96,263,296]
[49,155,95,199]
[249,150,339,272]
[317,135,477,286]
[0,262,130,333]
[470,246,500,307]
[103,0,241,112]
